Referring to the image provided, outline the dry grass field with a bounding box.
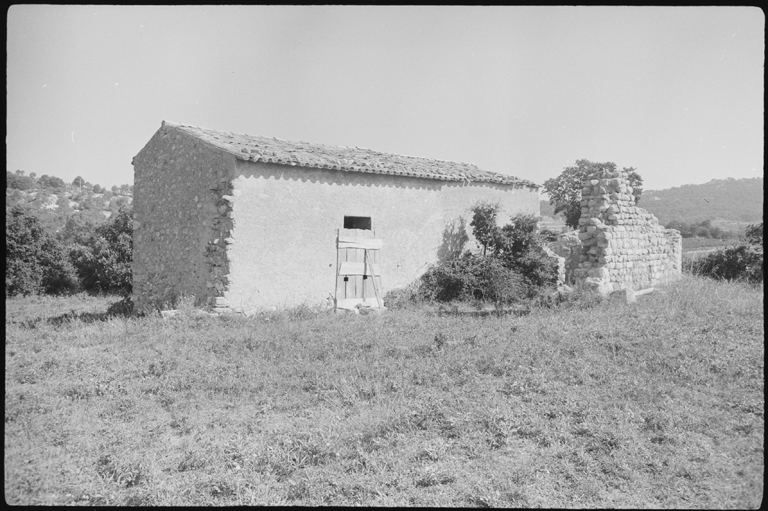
[682,237,743,254]
[5,275,764,507]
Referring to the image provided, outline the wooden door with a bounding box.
[335,229,383,309]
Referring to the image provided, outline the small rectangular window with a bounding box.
[344,216,371,230]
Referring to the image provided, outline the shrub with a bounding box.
[745,221,763,248]
[70,206,133,295]
[58,213,105,247]
[6,205,79,296]
[106,295,134,317]
[416,206,559,306]
[539,228,560,243]
[665,219,740,240]
[41,255,80,296]
[419,252,526,305]
[490,213,559,291]
[382,283,422,310]
[688,217,763,283]
[507,247,560,291]
[688,244,762,283]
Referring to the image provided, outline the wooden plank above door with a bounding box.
[337,237,383,250]
[338,261,381,276]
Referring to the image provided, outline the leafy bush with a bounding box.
[745,221,763,248]
[486,212,559,290]
[506,245,560,290]
[688,244,762,283]
[417,205,558,305]
[419,252,526,305]
[665,219,738,240]
[382,283,422,310]
[58,213,105,247]
[106,295,134,317]
[687,217,763,283]
[539,228,560,243]
[6,205,79,296]
[70,206,133,295]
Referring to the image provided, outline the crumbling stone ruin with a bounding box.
[548,168,682,295]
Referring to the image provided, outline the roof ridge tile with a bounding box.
[162,122,538,189]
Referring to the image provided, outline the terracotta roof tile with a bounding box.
[162,121,538,188]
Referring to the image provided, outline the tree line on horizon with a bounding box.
[7,169,132,196]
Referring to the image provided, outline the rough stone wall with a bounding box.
[223,159,540,312]
[547,230,582,284]
[563,169,682,293]
[132,125,236,312]
[542,246,566,288]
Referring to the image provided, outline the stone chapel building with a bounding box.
[132,121,540,313]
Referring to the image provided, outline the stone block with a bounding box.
[609,288,637,304]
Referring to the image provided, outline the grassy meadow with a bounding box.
[5,276,764,507]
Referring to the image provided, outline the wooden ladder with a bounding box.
[335,229,384,312]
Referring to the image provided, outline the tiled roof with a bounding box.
[161,121,538,188]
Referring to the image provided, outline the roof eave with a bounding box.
[161,122,540,189]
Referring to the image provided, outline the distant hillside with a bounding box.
[540,177,763,228]
[640,177,762,225]
[6,171,133,234]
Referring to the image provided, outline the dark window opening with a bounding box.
[344,216,372,230]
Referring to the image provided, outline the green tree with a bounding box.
[469,201,501,255]
[70,206,133,295]
[6,171,36,191]
[6,205,78,296]
[6,188,25,207]
[110,195,130,211]
[58,213,103,247]
[543,159,643,230]
[38,175,66,191]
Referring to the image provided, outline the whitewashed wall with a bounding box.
[225,160,539,311]
[134,125,539,313]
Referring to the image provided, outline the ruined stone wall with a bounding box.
[564,169,681,293]
[547,230,582,284]
[132,125,235,312]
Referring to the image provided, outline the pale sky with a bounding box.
[6,5,764,192]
